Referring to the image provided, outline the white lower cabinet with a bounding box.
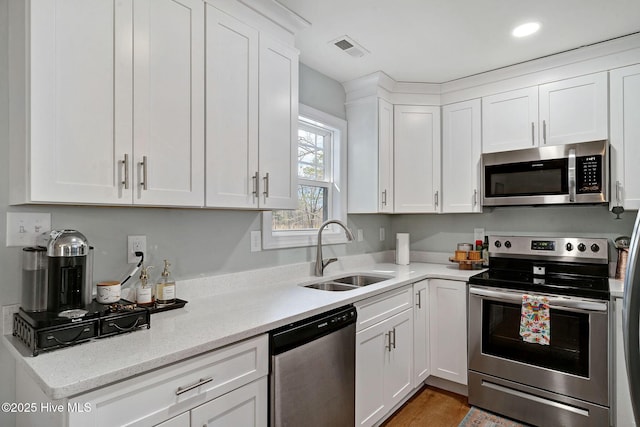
[429,279,468,385]
[16,334,268,427]
[413,280,430,385]
[355,287,414,427]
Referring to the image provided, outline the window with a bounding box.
[262,104,347,249]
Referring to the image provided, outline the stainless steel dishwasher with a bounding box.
[269,305,356,427]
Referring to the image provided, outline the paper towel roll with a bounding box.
[396,233,410,265]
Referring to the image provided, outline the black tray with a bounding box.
[121,299,188,314]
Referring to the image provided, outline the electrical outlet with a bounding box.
[250,231,262,252]
[357,229,364,242]
[6,212,51,247]
[379,227,385,241]
[127,235,146,263]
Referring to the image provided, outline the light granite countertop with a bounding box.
[610,278,624,298]
[3,254,482,400]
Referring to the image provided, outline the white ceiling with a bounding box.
[277,0,640,84]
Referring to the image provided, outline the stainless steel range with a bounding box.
[468,235,610,427]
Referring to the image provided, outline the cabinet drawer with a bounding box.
[68,334,268,427]
[354,285,412,332]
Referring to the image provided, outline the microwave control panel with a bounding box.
[576,155,602,193]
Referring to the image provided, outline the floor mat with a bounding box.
[459,406,530,427]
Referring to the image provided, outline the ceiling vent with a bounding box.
[330,35,369,58]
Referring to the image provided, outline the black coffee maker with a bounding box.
[42,230,91,313]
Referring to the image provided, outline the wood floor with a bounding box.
[381,386,471,427]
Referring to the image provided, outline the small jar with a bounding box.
[96,281,121,304]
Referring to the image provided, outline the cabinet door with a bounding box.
[258,34,299,209]
[385,309,414,410]
[23,0,132,204]
[132,0,205,206]
[413,280,430,385]
[539,72,608,146]
[356,320,388,427]
[393,105,441,213]
[482,87,538,153]
[205,5,259,208]
[430,279,468,385]
[442,99,482,213]
[378,99,394,213]
[610,64,640,210]
[191,377,267,427]
[156,412,190,427]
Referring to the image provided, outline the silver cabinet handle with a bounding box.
[252,171,259,199]
[121,154,129,190]
[473,189,478,206]
[139,156,148,190]
[543,120,547,144]
[531,122,535,145]
[382,190,387,206]
[616,180,622,205]
[391,327,396,349]
[416,291,421,309]
[176,377,213,396]
[385,332,391,352]
[434,191,439,208]
[262,172,270,201]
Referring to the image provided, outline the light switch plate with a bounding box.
[379,227,386,241]
[6,212,51,247]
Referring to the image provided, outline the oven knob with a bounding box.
[494,241,501,248]
[578,243,586,252]
[504,241,512,248]
[591,243,600,253]
[565,243,573,251]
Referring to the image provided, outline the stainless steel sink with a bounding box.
[303,273,393,291]
[332,275,390,287]
[304,282,358,291]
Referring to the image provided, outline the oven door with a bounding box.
[468,286,609,406]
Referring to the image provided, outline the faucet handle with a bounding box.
[323,258,338,269]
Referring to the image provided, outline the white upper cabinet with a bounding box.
[205,6,298,210]
[442,99,482,213]
[482,73,608,153]
[205,4,260,208]
[258,34,299,210]
[10,0,128,205]
[132,0,205,206]
[10,0,205,207]
[393,105,441,213]
[482,87,539,153]
[379,99,395,213]
[538,72,608,146]
[610,64,640,210]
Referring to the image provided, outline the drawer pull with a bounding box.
[175,377,213,396]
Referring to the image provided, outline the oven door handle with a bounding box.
[469,287,608,312]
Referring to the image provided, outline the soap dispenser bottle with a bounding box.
[156,260,176,307]
[135,265,154,307]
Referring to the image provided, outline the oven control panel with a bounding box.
[489,235,608,262]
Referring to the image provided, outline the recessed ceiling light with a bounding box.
[512,22,540,38]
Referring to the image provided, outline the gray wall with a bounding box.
[392,205,637,262]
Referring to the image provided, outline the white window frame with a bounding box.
[262,104,348,249]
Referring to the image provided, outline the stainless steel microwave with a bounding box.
[482,140,608,207]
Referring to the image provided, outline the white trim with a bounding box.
[262,104,348,249]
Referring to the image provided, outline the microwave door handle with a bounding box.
[568,148,576,202]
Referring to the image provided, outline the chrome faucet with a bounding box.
[315,219,355,276]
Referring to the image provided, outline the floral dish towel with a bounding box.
[519,294,550,345]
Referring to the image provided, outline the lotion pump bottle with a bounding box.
[156,260,176,307]
[135,265,154,307]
